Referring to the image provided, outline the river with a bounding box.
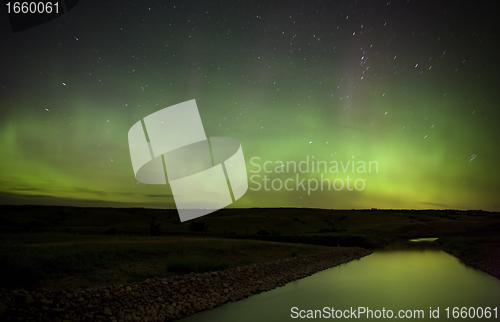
[180,239,500,321]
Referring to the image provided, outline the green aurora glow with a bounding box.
[0,1,499,211]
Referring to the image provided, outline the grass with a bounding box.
[1,206,498,288]
[437,236,488,261]
[166,255,231,274]
[0,233,332,290]
[0,232,120,244]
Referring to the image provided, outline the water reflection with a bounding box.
[409,237,439,242]
[180,241,500,321]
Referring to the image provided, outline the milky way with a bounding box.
[0,1,498,211]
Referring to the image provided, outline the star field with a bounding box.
[0,0,499,211]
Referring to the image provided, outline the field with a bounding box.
[1,205,499,290]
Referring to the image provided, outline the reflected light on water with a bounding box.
[180,242,500,322]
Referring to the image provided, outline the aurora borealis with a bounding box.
[0,0,499,211]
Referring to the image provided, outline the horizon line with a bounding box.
[0,204,496,214]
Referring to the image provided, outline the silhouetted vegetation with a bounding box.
[104,227,118,235]
[317,228,346,233]
[0,234,330,289]
[167,257,230,274]
[148,216,162,236]
[188,221,209,232]
[1,205,499,288]
[438,237,486,261]
[257,229,270,236]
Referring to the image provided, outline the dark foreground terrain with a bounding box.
[0,206,498,320]
[0,248,371,321]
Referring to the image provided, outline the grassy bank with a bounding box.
[0,233,333,290]
[1,205,499,288]
[438,236,500,279]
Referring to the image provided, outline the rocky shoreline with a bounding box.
[0,247,371,321]
[441,249,500,280]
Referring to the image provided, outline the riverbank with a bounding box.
[454,254,500,280]
[439,238,500,280]
[0,247,371,321]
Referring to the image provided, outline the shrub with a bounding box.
[104,227,117,235]
[148,216,162,236]
[270,229,281,236]
[188,221,209,232]
[256,229,270,236]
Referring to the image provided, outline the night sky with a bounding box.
[0,0,499,211]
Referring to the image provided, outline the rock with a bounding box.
[103,306,112,316]
[50,308,65,313]
[0,302,7,317]
[0,248,371,321]
[40,298,51,305]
